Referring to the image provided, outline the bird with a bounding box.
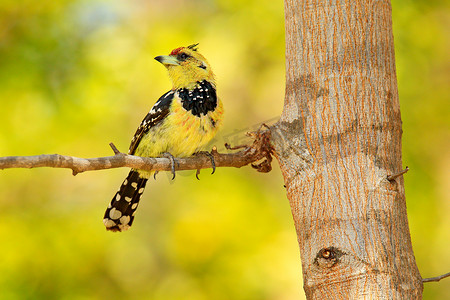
[103,44,223,232]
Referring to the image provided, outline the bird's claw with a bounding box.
[163,152,176,180]
[195,151,216,175]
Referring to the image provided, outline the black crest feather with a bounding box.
[187,43,199,51]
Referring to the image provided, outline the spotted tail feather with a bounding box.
[103,170,148,232]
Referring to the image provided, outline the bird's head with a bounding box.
[155,44,215,90]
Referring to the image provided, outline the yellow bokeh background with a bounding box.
[0,0,448,299]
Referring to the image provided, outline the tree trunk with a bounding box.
[271,0,423,298]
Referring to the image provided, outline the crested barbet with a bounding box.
[103,44,223,232]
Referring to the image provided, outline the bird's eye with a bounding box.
[178,53,189,61]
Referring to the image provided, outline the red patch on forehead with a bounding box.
[170,47,184,56]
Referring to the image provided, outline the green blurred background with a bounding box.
[0,0,448,299]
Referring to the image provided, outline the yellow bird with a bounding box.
[103,44,223,232]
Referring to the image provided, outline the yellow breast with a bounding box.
[133,94,223,179]
[164,96,224,156]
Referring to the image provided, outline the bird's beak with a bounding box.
[154,55,180,66]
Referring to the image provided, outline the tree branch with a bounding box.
[0,129,273,176]
[422,272,450,283]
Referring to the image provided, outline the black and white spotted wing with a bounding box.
[128,91,174,155]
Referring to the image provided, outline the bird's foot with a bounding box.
[162,152,177,180]
[194,150,216,179]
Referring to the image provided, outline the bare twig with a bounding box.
[387,166,409,181]
[225,143,248,151]
[109,143,122,155]
[0,129,272,176]
[422,272,450,283]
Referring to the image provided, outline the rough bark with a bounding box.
[271,0,423,298]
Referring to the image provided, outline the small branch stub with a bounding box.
[314,247,344,269]
[109,143,122,155]
[422,272,450,283]
[387,166,409,181]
